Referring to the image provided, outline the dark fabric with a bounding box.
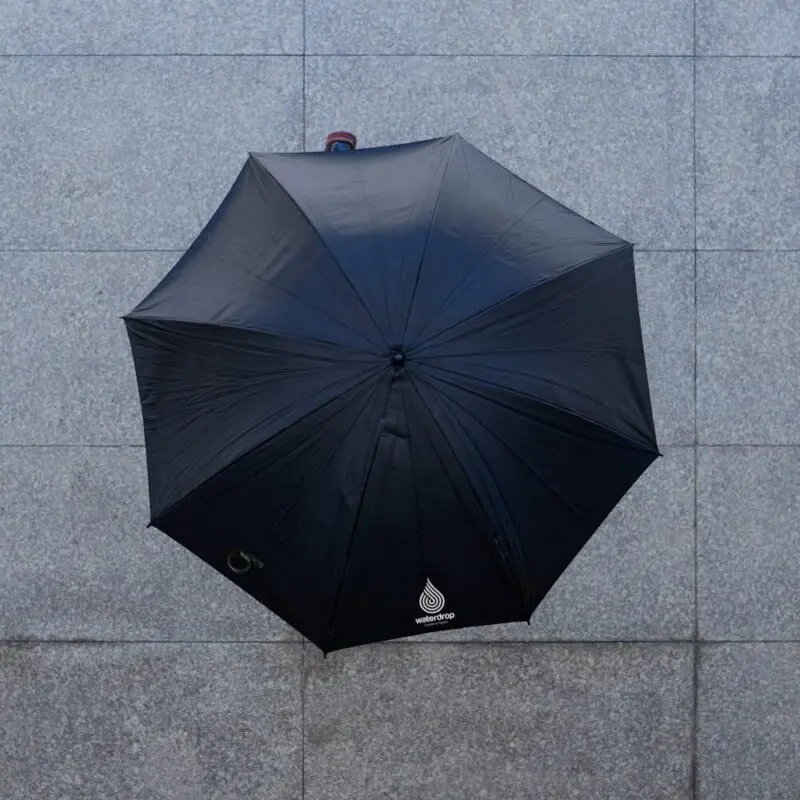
[124,133,659,654]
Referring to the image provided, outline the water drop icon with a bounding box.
[419,578,446,614]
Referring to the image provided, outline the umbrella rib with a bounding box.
[416,346,644,358]
[434,359,639,432]
[399,375,427,581]
[189,170,388,353]
[405,369,532,617]
[408,190,550,345]
[228,267,388,353]
[270,375,387,547]
[124,315,382,359]
[399,135,460,346]
[350,157,394,338]
[417,368,593,532]
[250,156,390,351]
[150,365,384,525]
[408,243,631,358]
[323,374,394,652]
[420,361,657,456]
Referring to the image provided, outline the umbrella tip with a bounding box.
[324,131,357,151]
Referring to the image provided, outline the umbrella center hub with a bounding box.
[390,349,407,367]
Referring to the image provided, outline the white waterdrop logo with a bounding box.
[419,578,446,614]
[415,577,455,626]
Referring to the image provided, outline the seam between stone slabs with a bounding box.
[0,248,186,253]
[0,639,305,645]
[695,443,800,448]
[301,639,306,800]
[302,0,306,156]
[0,52,306,58]
[0,443,147,448]
[305,53,800,59]
[1,638,798,645]
[694,248,800,252]
[691,6,699,796]
[5,248,800,253]
[6,443,800,449]
[3,53,798,58]
[0,53,699,59]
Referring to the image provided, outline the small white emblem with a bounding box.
[419,578,446,614]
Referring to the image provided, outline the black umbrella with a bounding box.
[124,133,659,654]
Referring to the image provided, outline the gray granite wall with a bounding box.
[2,2,798,797]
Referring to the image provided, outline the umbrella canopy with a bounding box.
[124,133,659,654]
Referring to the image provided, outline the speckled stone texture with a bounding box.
[697,0,800,54]
[0,251,175,445]
[698,644,800,799]
[306,0,693,55]
[0,643,302,799]
[696,58,800,249]
[0,56,302,249]
[304,643,694,800]
[0,0,303,54]
[305,56,694,249]
[697,252,800,444]
[635,252,696,446]
[0,446,298,641]
[698,447,800,640]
